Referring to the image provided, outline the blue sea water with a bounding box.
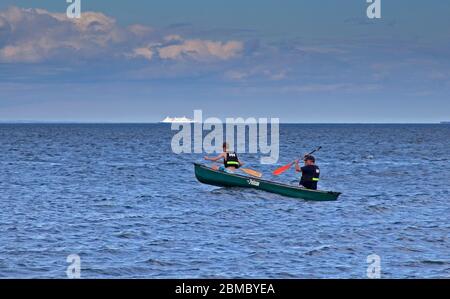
[0,124,448,278]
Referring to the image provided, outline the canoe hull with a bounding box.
[194,163,341,201]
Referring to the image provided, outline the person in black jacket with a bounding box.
[294,154,320,190]
[204,142,244,172]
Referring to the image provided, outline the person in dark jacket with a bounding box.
[294,154,320,190]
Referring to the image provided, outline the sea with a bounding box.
[0,124,448,278]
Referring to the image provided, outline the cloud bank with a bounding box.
[0,7,244,63]
[1,5,449,101]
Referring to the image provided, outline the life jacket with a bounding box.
[224,152,240,168]
[300,165,320,190]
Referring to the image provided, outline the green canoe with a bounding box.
[194,163,341,201]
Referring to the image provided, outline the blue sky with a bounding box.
[0,0,449,122]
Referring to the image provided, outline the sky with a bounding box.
[0,0,449,123]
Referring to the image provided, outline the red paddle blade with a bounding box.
[272,162,293,175]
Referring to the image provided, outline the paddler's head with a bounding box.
[304,155,315,165]
[222,142,229,152]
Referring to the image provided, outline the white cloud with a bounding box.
[0,6,244,64]
[164,34,183,42]
[127,47,154,61]
[0,7,127,63]
[1,43,41,63]
[158,39,243,61]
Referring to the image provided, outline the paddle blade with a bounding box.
[241,168,262,178]
[272,162,293,176]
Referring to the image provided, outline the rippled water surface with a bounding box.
[0,124,448,278]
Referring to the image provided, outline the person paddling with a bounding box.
[294,154,320,190]
[204,142,244,172]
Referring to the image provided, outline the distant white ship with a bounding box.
[160,116,196,123]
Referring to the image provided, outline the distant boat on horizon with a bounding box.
[160,116,196,123]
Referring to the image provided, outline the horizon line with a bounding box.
[0,121,447,125]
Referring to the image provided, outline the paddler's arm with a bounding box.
[204,153,226,161]
[294,160,301,172]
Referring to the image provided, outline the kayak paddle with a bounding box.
[240,168,262,178]
[211,164,262,178]
[272,146,322,176]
